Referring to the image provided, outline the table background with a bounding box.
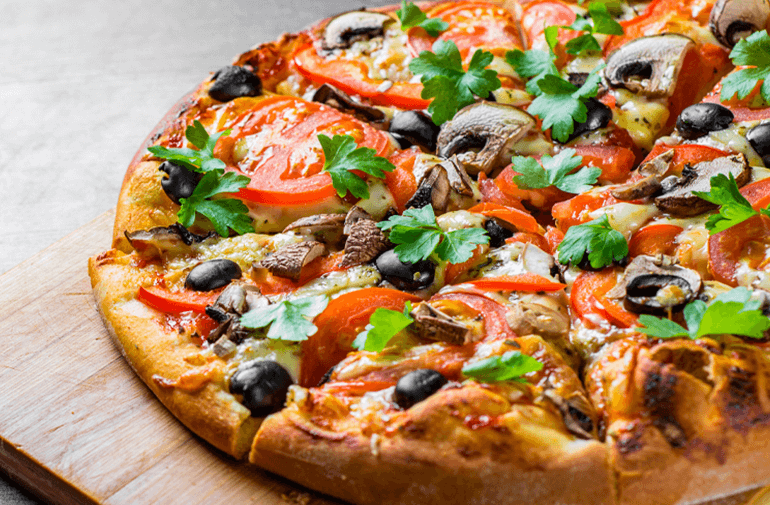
[0,0,390,502]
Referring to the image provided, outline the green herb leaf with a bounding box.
[147,120,231,173]
[353,302,414,352]
[240,295,329,342]
[720,30,770,104]
[396,1,449,37]
[505,48,559,96]
[527,70,603,142]
[511,148,600,193]
[377,204,490,264]
[177,170,253,236]
[462,351,544,383]
[557,214,628,269]
[586,1,624,35]
[409,39,501,125]
[562,2,623,55]
[565,33,602,55]
[319,134,396,200]
[693,173,760,234]
[636,287,770,340]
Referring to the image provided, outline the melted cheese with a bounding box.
[611,89,670,151]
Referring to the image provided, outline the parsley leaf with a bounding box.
[557,214,628,269]
[319,134,396,200]
[637,288,770,340]
[505,48,559,96]
[563,2,623,55]
[240,295,329,342]
[377,204,490,264]
[177,170,253,236]
[511,148,600,193]
[693,173,765,234]
[353,302,414,353]
[409,39,501,125]
[462,351,544,383]
[148,120,231,173]
[527,69,603,142]
[396,1,449,37]
[721,30,770,105]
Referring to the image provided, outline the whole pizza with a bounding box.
[88,0,770,503]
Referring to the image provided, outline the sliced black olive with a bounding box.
[208,66,262,102]
[388,111,441,152]
[566,98,612,143]
[624,274,694,313]
[485,219,514,248]
[375,249,435,291]
[159,161,202,205]
[185,259,242,291]
[676,103,734,140]
[230,360,293,417]
[394,369,447,409]
[747,123,770,167]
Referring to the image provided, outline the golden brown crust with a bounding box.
[88,249,259,458]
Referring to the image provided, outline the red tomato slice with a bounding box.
[478,171,532,211]
[628,223,684,258]
[299,288,421,387]
[445,245,485,284]
[385,149,419,213]
[702,79,770,122]
[222,95,393,205]
[431,291,517,340]
[708,214,770,286]
[551,190,620,232]
[741,178,770,210]
[520,0,577,50]
[572,145,636,184]
[463,274,566,292]
[505,232,551,253]
[138,286,220,314]
[468,202,542,234]
[494,165,570,210]
[293,45,429,109]
[570,269,637,328]
[544,226,565,254]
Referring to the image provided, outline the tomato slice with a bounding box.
[628,223,684,258]
[570,269,638,328]
[520,0,577,50]
[741,178,770,210]
[463,274,566,292]
[385,149,419,213]
[551,190,619,232]
[494,165,570,210]
[505,232,551,253]
[408,1,523,58]
[708,214,770,286]
[221,95,394,205]
[572,145,636,184]
[702,79,770,122]
[468,202,542,234]
[431,291,517,340]
[299,288,421,387]
[252,252,348,296]
[138,286,220,314]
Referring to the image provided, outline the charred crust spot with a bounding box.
[643,366,688,448]
[616,430,644,455]
[724,366,770,432]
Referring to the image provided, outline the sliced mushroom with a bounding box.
[605,255,702,314]
[258,241,326,281]
[389,111,441,151]
[312,84,388,130]
[604,34,695,98]
[340,219,389,267]
[543,390,595,440]
[321,10,392,51]
[506,295,570,342]
[283,213,346,245]
[654,153,750,216]
[206,284,269,344]
[125,224,214,259]
[405,163,451,212]
[411,303,472,345]
[343,206,374,235]
[611,148,674,200]
[436,101,537,175]
[709,0,770,48]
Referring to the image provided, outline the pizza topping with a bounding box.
[375,249,435,291]
[709,0,770,48]
[148,120,229,173]
[566,98,613,143]
[611,148,674,200]
[557,215,629,269]
[404,163,452,212]
[341,218,389,267]
[394,369,448,409]
[542,389,595,440]
[461,350,543,383]
[506,294,570,342]
[159,161,202,205]
[124,224,214,259]
[511,148,601,194]
[208,65,262,102]
[675,103,734,140]
[747,123,770,167]
[311,84,389,130]
[654,154,751,217]
[720,30,770,104]
[352,302,414,352]
[411,302,471,345]
[185,259,243,292]
[436,101,537,176]
[396,1,448,37]
[283,213,346,246]
[388,110,441,151]
[694,171,770,233]
[240,295,329,342]
[604,34,695,98]
[561,1,624,57]
[258,241,326,281]
[319,133,396,200]
[605,255,702,314]
[321,10,392,51]
[229,360,294,417]
[485,218,514,248]
[177,170,254,236]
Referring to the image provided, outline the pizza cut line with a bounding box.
[88,1,770,504]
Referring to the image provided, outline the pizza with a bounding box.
[87,0,770,504]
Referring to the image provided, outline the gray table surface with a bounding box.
[0,0,391,502]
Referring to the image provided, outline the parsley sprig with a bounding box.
[409,39,502,125]
[377,205,490,264]
[562,2,623,55]
[720,30,770,105]
[353,302,414,353]
[148,120,230,173]
[396,1,448,37]
[319,134,396,200]
[506,47,559,96]
[240,295,329,342]
[557,214,628,269]
[462,351,544,383]
[178,170,253,236]
[693,173,770,234]
[637,288,770,340]
[512,149,600,193]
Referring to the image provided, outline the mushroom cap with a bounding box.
[411,303,472,345]
[258,240,326,281]
[321,10,392,50]
[312,84,388,129]
[611,148,674,201]
[709,0,770,48]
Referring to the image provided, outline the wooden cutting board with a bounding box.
[1,212,769,505]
